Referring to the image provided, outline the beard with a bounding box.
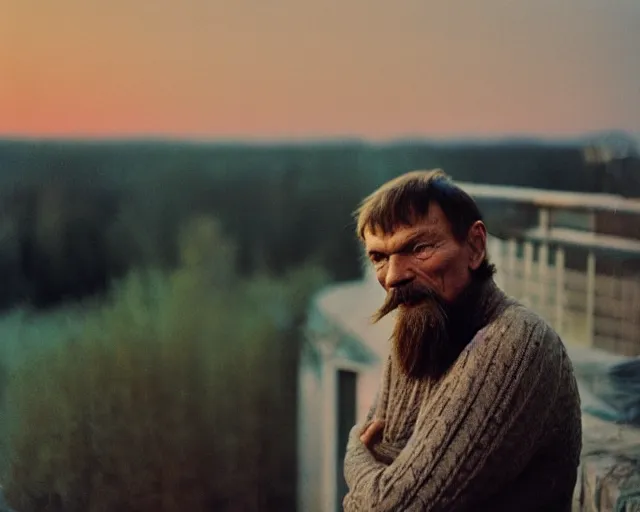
[373,281,474,381]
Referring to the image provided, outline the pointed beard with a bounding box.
[373,282,451,381]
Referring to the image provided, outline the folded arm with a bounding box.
[343,314,564,512]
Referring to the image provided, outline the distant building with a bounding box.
[583,133,640,199]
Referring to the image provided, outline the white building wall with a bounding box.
[297,343,387,512]
[297,353,324,512]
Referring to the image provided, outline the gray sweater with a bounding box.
[343,284,582,511]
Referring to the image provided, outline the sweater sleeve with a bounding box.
[343,312,566,512]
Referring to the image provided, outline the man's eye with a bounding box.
[413,243,435,256]
[369,253,386,265]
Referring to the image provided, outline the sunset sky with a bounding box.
[1,0,638,141]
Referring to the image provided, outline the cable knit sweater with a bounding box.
[343,281,582,512]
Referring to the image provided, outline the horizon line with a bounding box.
[0,129,635,147]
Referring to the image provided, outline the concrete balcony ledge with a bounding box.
[577,413,640,511]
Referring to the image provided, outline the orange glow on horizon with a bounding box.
[1,0,638,140]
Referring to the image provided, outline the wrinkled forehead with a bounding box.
[363,204,453,251]
[362,203,451,240]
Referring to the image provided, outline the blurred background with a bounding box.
[0,1,639,511]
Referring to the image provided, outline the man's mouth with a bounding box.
[401,297,423,307]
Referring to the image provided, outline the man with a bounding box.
[342,170,582,511]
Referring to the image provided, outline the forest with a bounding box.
[0,138,596,310]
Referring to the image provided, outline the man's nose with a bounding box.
[385,254,415,289]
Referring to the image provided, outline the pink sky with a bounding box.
[1,0,638,140]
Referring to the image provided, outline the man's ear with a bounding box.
[467,221,487,270]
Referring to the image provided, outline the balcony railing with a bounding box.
[456,181,640,356]
[488,232,640,356]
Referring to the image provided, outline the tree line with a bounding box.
[0,138,599,310]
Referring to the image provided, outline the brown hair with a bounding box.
[354,169,495,279]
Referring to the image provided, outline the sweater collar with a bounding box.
[446,277,513,345]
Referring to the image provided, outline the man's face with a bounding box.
[364,202,481,302]
[363,202,487,380]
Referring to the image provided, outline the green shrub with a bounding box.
[0,216,328,512]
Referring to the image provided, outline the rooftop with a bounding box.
[314,274,393,363]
